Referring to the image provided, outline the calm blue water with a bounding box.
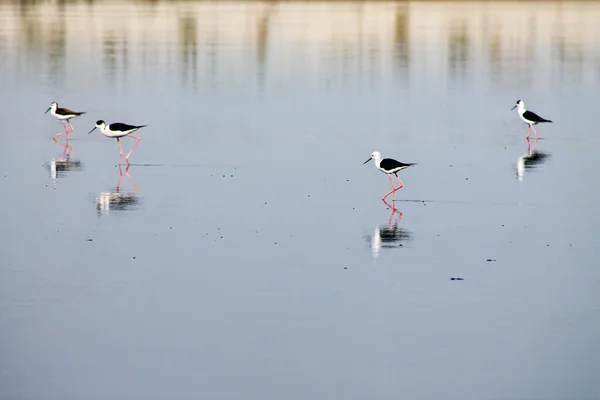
[1,1,599,399]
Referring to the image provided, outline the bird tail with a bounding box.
[542,118,553,123]
[137,125,148,129]
[77,112,87,116]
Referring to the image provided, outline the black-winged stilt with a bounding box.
[45,101,86,141]
[511,100,553,139]
[363,151,416,200]
[88,120,146,164]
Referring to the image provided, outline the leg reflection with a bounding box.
[382,198,403,229]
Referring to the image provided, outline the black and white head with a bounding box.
[363,151,382,165]
[45,101,58,114]
[511,99,524,111]
[88,120,107,134]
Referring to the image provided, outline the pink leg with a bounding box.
[395,175,404,190]
[117,139,123,163]
[116,165,124,192]
[125,165,141,194]
[62,139,73,157]
[382,175,397,200]
[53,121,68,141]
[526,125,530,139]
[125,134,141,164]
[531,125,539,139]
[382,198,403,227]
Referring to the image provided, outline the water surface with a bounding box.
[1,1,600,399]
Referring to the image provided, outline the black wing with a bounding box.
[109,123,146,132]
[380,158,415,170]
[523,110,552,123]
[56,107,85,116]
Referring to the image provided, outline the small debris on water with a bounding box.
[486,259,496,262]
[450,277,464,281]
[87,239,93,242]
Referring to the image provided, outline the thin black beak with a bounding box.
[511,105,517,110]
[88,126,97,135]
[363,157,372,165]
[44,107,51,114]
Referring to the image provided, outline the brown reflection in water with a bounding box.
[256,5,275,89]
[16,0,67,83]
[179,12,198,87]
[393,3,410,83]
[103,32,128,82]
[552,3,584,83]
[448,19,469,80]
[2,1,600,87]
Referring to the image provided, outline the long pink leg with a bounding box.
[382,198,403,227]
[382,175,397,200]
[395,175,404,190]
[116,165,124,192]
[531,137,539,152]
[53,121,68,141]
[62,139,73,157]
[531,125,539,139]
[525,125,530,139]
[117,139,123,163]
[125,165,141,194]
[125,134,141,164]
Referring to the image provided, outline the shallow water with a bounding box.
[1,1,600,399]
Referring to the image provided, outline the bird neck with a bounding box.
[518,103,526,113]
[373,156,382,167]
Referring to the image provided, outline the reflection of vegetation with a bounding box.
[2,1,598,85]
[448,20,469,77]
[17,0,66,82]
[179,14,197,84]
[103,33,117,78]
[393,4,410,64]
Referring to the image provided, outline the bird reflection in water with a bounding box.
[46,139,83,182]
[96,165,141,217]
[517,138,550,182]
[367,198,412,259]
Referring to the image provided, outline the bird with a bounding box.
[44,102,86,141]
[88,120,145,164]
[511,100,553,139]
[363,151,416,200]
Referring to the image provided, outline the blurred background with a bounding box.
[1,1,599,399]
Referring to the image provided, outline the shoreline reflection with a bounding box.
[95,165,141,217]
[2,1,600,87]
